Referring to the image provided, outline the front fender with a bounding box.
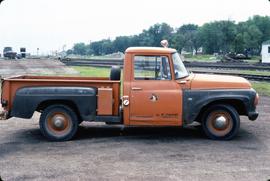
[183,89,257,124]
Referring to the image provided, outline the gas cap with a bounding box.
[123,100,130,106]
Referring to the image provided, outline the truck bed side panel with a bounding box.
[1,76,120,116]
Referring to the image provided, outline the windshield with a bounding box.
[172,53,189,79]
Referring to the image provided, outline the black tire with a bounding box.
[39,105,79,141]
[202,104,240,140]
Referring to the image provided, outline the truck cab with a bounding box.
[0,46,259,141]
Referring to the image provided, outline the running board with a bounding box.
[95,116,122,124]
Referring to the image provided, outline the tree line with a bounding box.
[67,15,270,56]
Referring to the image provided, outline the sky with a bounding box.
[0,0,270,55]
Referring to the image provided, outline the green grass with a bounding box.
[244,56,261,64]
[239,70,270,76]
[73,66,123,95]
[252,82,270,96]
[72,66,111,77]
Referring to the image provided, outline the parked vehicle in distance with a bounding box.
[3,47,17,59]
[0,42,259,141]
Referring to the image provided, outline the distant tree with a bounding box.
[113,36,131,52]
[192,29,202,54]
[70,15,270,56]
[244,15,270,54]
[140,23,174,47]
[218,21,237,53]
[66,49,73,55]
[199,22,223,54]
[247,15,270,43]
[101,39,114,55]
[233,22,245,53]
[199,20,236,54]
[89,39,114,55]
[171,33,186,54]
[85,44,94,55]
[129,35,141,46]
[174,24,201,53]
[243,25,263,55]
[90,41,102,55]
[73,43,87,55]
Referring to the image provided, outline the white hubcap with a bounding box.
[214,116,227,129]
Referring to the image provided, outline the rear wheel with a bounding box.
[39,105,78,141]
[202,104,240,140]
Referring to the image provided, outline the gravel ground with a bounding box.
[0,59,78,78]
[0,97,269,181]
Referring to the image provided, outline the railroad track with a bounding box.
[61,59,270,82]
[184,61,270,71]
[62,58,270,70]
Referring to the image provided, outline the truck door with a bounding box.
[129,54,183,126]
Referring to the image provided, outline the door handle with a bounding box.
[179,80,187,84]
[132,87,142,91]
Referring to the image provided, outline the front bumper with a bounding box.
[0,104,9,120]
[248,111,259,121]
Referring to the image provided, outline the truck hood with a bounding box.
[190,73,251,89]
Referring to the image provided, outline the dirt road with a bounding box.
[0,97,269,181]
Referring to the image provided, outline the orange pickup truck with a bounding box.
[0,46,259,141]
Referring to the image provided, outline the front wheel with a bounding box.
[39,105,79,141]
[202,104,240,140]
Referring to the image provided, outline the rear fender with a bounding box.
[11,86,97,121]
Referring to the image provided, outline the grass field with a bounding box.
[72,66,111,77]
[239,70,270,76]
[251,82,270,96]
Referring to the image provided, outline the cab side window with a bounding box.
[134,55,171,80]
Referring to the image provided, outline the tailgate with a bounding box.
[0,78,9,120]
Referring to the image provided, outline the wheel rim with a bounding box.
[46,112,72,137]
[206,110,233,137]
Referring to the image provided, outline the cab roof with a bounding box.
[125,47,177,54]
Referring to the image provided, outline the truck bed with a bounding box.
[1,75,121,115]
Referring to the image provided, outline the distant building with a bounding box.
[262,40,270,63]
[20,48,26,58]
